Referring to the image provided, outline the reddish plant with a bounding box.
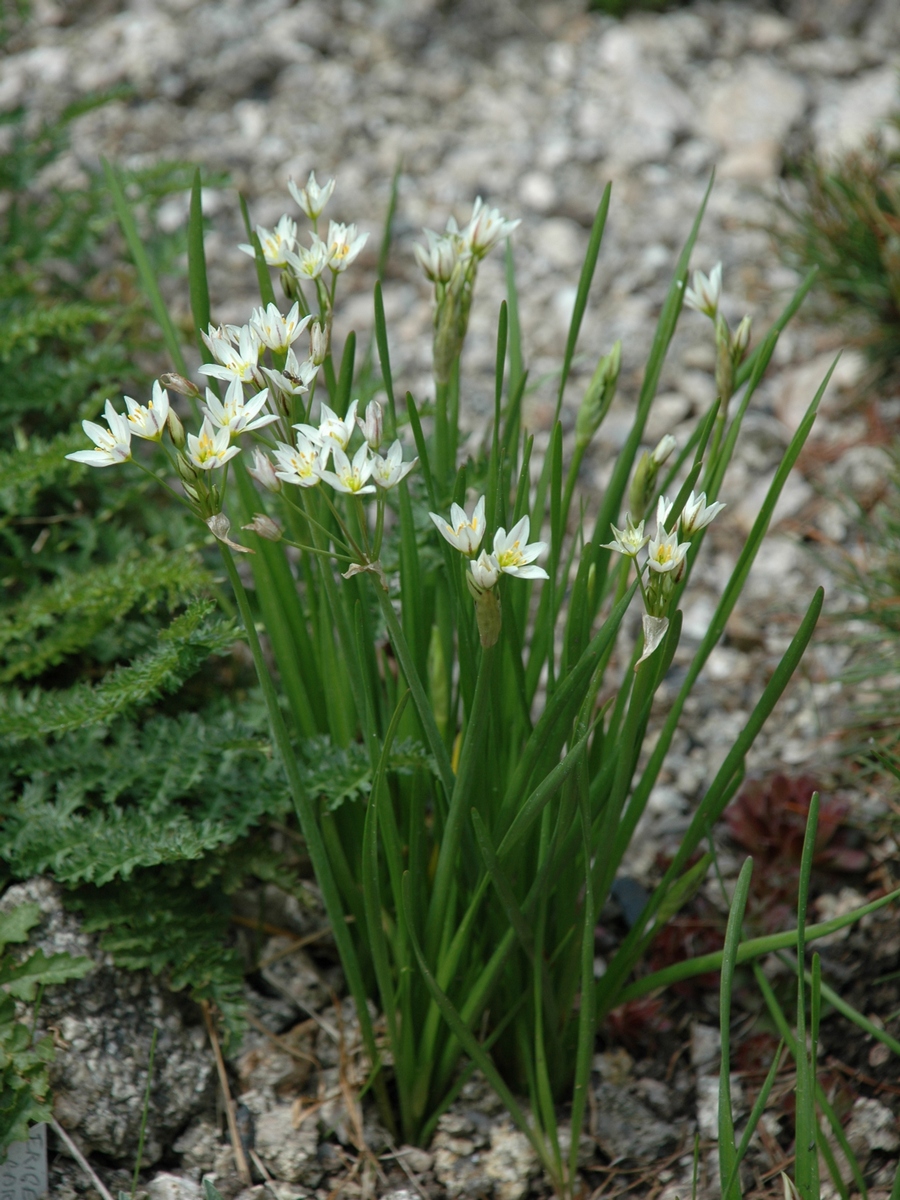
[724,773,869,931]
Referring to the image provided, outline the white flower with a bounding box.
[289,171,336,220]
[492,515,549,579]
[248,448,281,493]
[198,324,262,385]
[295,399,359,453]
[370,440,417,489]
[733,314,752,356]
[635,614,670,669]
[123,380,170,440]
[309,320,328,365]
[272,434,324,488]
[238,215,298,268]
[679,490,726,537]
[600,513,649,557]
[463,197,520,258]
[318,443,376,495]
[284,239,331,280]
[186,417,241,470]
[321,221,368,272]
[684,262,722,318]
[429,496,486,556]
[647,526,690,575]
[357,400,383,451]
[656,495,673,532]
[651,434,677,466]
[66,400,132,468]
[250,302,311,354]
[469,550,501,591]
[415,229,466,283]
[262,350,317,399]
[202,379,279,437]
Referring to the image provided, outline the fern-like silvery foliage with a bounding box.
[0,903,92,1160]
[0,600,236,741]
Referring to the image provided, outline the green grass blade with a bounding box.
[187,169,212,363]
[401,873,557,1183]
[795,792,820,1200]
[555,183,611,422]
[373,281,397,434]
[719,857,753,1200]
[505,240,525,407]
[754,961,867,1200]
[335,330,356,418]
[721,1040,785,1200]
[569,766,596,1188]
[377,161,401,282]
[102,157,188,376]
[239,193,277,307]
[618,885,900,1001]
[361,692,410,1137]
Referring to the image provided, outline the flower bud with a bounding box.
[159,372,200,400]
[175,451,198,484]
[167,409,186,449]
[242,514,282,541]
[309,320,328,366]
[733,314,752,359]
[715,311,735,402]
[357,400,383,451]
[248,448,282,493]
[651,434,676,467]
[575,341,621,449]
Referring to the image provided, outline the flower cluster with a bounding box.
[603,490,725,668]
[430,497,548,590]
[429,497,548,647]
[238,171,368,280]
[684,262,752,403]
[415,199,520,385]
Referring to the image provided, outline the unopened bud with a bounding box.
[242,514,282,541]
[280,267,302,304]
[167,409,186,449]
[575,341,621,448]
[248,448,281,493]
[175,452,198,484]
[627,451,653,520]
[357,400,383,451]
[714,311,734,402]
[159,372,200,400]
[309,320,328,366]
[651,434,677,467]
[733,314,752,359]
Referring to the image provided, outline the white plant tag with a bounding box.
[0,1124,48,1200]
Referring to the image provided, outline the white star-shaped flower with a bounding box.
[491,515,548,579]
[186,417,241,470]
[123,380,170,440]
[66,400,132,468]
[429,496,486,556]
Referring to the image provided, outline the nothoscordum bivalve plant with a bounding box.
[73,163,899,1198]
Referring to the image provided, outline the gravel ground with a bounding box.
[3,0,900,1196]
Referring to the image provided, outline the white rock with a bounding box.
[253,1104,321,1184]
[148,1175,203,1200]
[696,1074,745,1141]
[691,1023,721,1073]
[813,67,900,158]
[701,58,806,178]
[519,170,557,213]
[847,1096,900,1158]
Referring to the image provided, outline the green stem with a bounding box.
[373,583,455,801]
[426,642,496,962]
[218,543,393,1128]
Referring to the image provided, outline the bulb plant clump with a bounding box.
[67,164,900,1198]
